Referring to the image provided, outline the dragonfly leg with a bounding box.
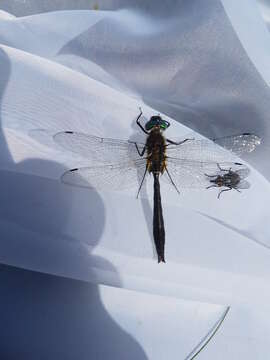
[136,165,148,198]
[166,138,194,146]
[234,188,241,193]
[218,187,232,199]
[205,173,217,178]
[136,107,149,135]
[135,143,146,157]
[164,166,180,194]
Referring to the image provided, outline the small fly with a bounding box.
[205,163,250,198]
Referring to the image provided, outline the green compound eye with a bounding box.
[160,123,167,130]
[145,119,156,130]
[145,116,170,131]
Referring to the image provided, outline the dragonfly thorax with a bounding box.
[146,131,167,174]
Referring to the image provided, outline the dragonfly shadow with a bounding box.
[129,116,158,261]
[0,48,147,359]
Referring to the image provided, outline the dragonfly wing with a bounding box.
[53,131,145,164]
[162,158,227,189]
[166,133,260,162]
[166,139,238,163]
[213,133,261,155]
[61,159,147,191]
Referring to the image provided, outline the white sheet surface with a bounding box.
[0,1,270,358]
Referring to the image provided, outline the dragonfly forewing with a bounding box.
[166,133,260,162]
[53,131,145,164]
[213,133,261,155]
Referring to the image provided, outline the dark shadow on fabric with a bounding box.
[145,97,265,141]
[0,48,13,165]
[0,263,148,360]
[0,49,147,359]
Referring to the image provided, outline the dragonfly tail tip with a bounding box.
[158,256,166,263]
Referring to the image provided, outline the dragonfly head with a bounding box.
[145,115,170,131]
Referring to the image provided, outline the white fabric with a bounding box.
[0,1,270,358]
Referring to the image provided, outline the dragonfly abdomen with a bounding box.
[153,173,165,263]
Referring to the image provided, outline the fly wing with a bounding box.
[235,166,250,179]
[236,180,251,189]
[53,131,145,164]
[60,158,147,191]
[166,133,260,162]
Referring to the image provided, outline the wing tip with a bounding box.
[238,180,251,189]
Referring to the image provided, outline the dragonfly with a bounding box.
[205,163,250,198]
[52,108,260,263]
